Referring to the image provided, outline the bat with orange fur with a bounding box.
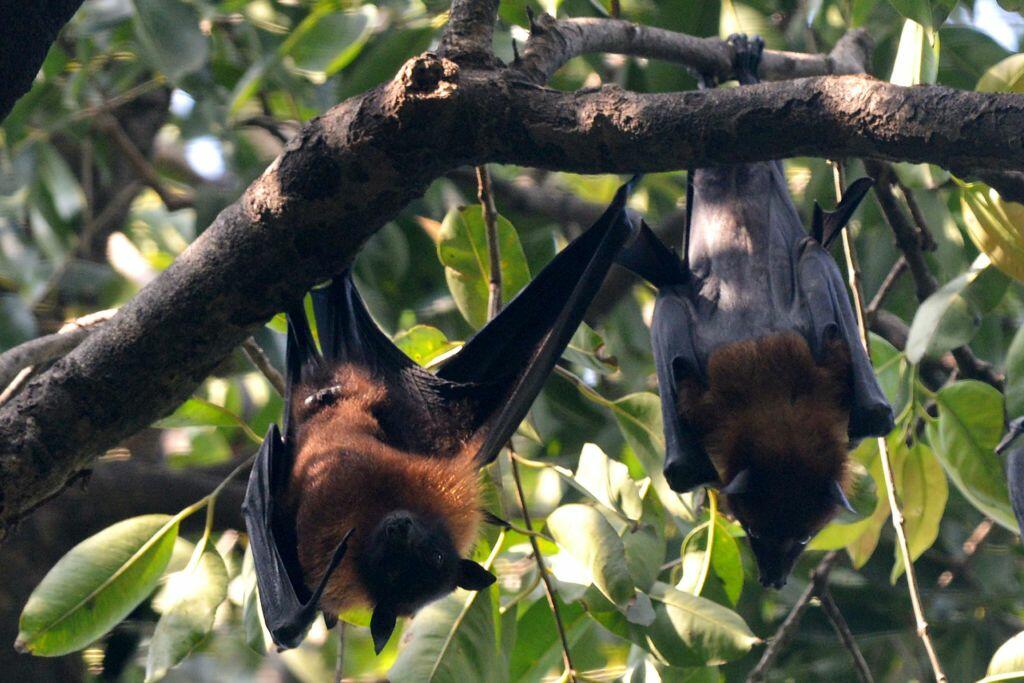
[243,179,638,652]
[617,35,893,588]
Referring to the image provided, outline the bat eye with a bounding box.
[799,534,812,545]
[432,551,444,568]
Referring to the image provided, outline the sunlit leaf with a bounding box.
[977,53,1024,93]
[985,630,1024,681]
[961,183,1024,284]
[283,6,377,81]
[17,515,179,656]
[547,504,635,607]
[888,438,947,582]
[394,325,459,367]
[890,18,939,86]
[146,541,228,681]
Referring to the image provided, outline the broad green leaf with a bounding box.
[623,488,667,592]
[642,582,758,667]
[676,516,743,606]
[283,6,377,81]
[888,0,957,28]
[132,0,209,83]
[547,504,635,607]
[1006,326,1024,419]
[17,515,180,656]
[574,443,644,521]
[388,589,503,683]
[977,53,1024,93]
[563,323,618,375]
[870,333,910,416]
[146,542,228,681]
[154,397,261,443]
[509,599,588,683]
[905,257,1008,363]
[985,630,1024,680]
[890,19,939,86]
[926,381,1016,531]
[961,183,1024,284]
[437,205,530,329]
[394,325,459,367]
[889,439,947,582]
[612,392,697,522]
[240,546,269,654]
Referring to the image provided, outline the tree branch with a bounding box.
[437,0,501,66]
[515,16,872,86]
[3,37,1024,534]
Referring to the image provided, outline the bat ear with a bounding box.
[812,177,874,249]
[370,604,397,654]
[830,481,856,513]
[721,468,752,496]
[456,559,497,591]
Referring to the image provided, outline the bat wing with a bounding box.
[242,424,352,649]
[997,417,1024,537]
[811,177,875,249]
[438,177,640,466]
[796,237,895,438]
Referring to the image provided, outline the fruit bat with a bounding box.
[997,416,1024,537]
[617,35,894,588]
[242,179,638,652]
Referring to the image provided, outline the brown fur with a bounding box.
[286,365,482,612]
[680,332,853,535]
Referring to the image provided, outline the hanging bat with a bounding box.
[617,35,894,588]
[997,416,1024,537]
[243,179,638,653]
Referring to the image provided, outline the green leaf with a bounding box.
[509,599,588,683]
[388,589,503,683]
[240,546,269,654]
[977,53,1024,93]
[612,392,698,522]
[146,541,228,681]
[642,582,758,667]
[17,515,180,656]
[961,183,1024,284]
[283,6,377,81]
[547,504,635,607]
[1006,326,1024,420]
[905,258,1008,362]
[574,443,644,521]
[154,397,261,443]
[394,325,459,367]
[926,381,1016,531]
[563,323,618,375]
[888,0,957,28]
[132,0,209,83]
[890,18,940,86]
[623,489,667,593]
[889,438,947,582]
[870,333,910,416]
[985,630,1024,680]
[437,205,530,329]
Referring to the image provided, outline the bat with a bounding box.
[243,178,638,653]
[617,35,894,588]
[997,416,1024,537]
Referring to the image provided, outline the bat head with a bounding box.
[723,469,851,588]
[358,509,495,653]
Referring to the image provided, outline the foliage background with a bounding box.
[2,0,1024,681]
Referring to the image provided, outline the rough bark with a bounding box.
[3,3,1024,536]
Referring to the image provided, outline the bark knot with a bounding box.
[398,53,459,95]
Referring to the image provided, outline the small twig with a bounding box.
[819,588,874,683]
[80,180,144,256]
[333,622,346,683]
[97,114,195,210]
[0,309,117,403]
[476,166,503,319]
[936,518,995,588]
[747,552,839,682]
[510,453,577,682]
[894,178,937,251]
[241,337,286,396]
[865,257,908,321]
[836,162,948,683]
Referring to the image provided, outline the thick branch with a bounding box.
[515,16,872,85]
[437,0,500,65]
[3,51,1024,534]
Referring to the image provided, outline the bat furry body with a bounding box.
[617,36,893,587]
